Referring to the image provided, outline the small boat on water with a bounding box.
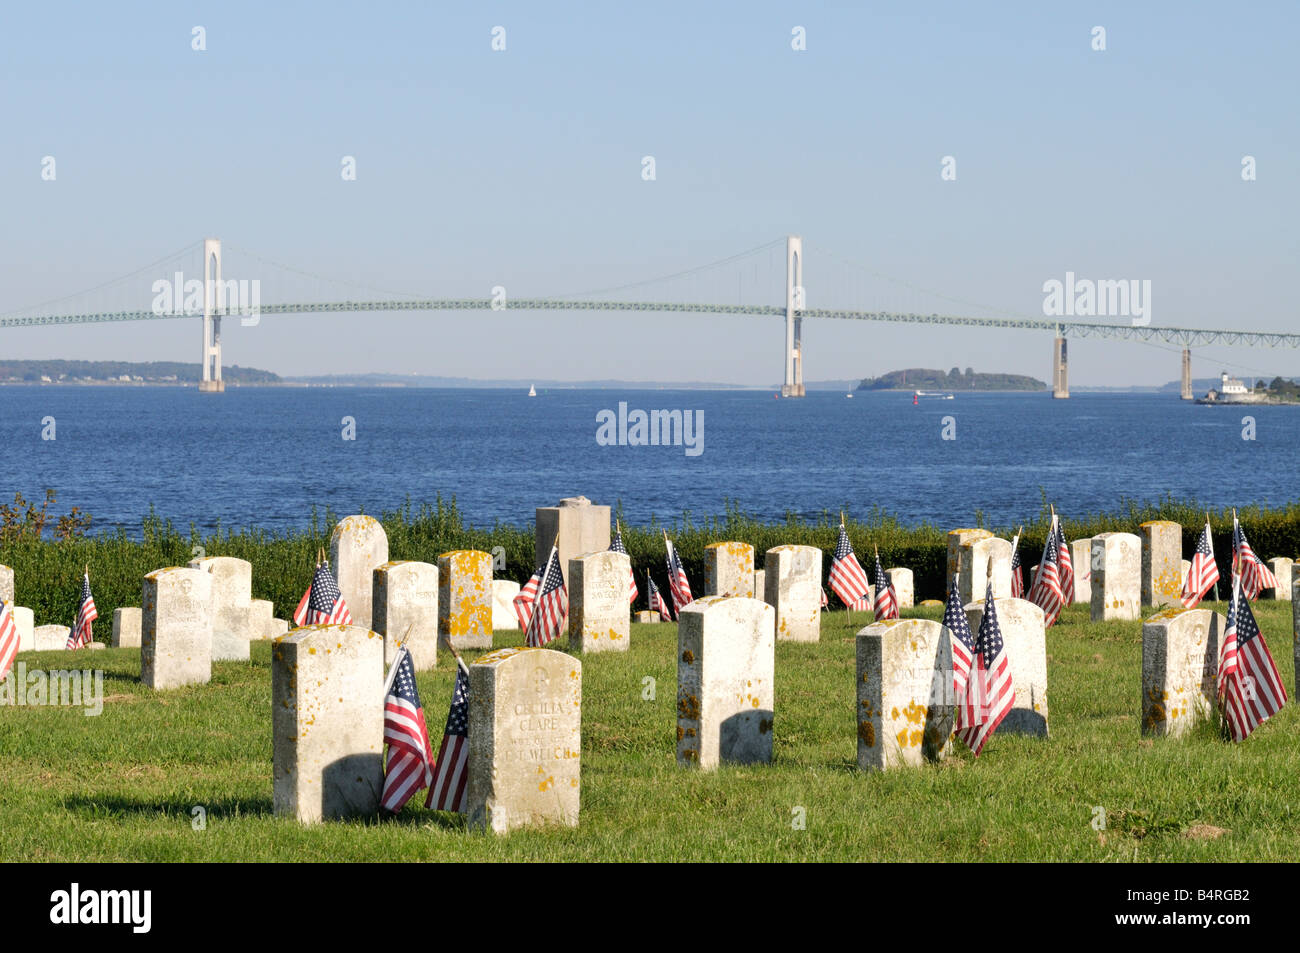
[845,393,853,398]
[913,390,954,400]
[528,384,536,397]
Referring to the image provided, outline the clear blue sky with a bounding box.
[2,2,1296,386]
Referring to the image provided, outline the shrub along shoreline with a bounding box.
[3,494,1298,632]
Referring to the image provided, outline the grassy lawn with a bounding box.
[1,600,1296,861]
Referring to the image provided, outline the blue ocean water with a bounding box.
[0,386,1294,535]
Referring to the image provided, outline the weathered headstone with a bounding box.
[373,560,438,670]
[1180,559,1191,593]
[764,545,822,642]
[270,618,289,638]
[438,550,493,650]
[753,570,766,604]
[188,556,253,661]
[33,625,70,651]
[634,610,661,623]
[0,565,12,605]
[466,646,581,833]
[535,496,610,589]
[947,529,993,583]
[959,537,1011,604]
[1267,557,1293,601]
[247,599,275,640]
[13,607,33,651]
[676,596,775,769]
[964,597,1049,736]
[856,618,954,771]
[1091,533,1141,621]
[1069,538,1093,604]
[329,515,389,630]
[1141,607,1223,738]
[272,623,384,824]
[568,551,630,652]
[141,567,212,690]
[1140,520,1183,608]
[112,607,142,648]
[492,580,521,630]
[886,569,913,609]
[704,542,755,598]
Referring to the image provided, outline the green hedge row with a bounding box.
[4,495,1298,631]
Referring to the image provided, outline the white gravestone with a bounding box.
[141,567,213,690]
[329,515,389,630]
[764,545,822,642]
[886,568,913,609]
[964,597,1049,736]
[188,556,254,661]
[492,580,521,630]
[372,560,438,670]
[112,607,142,648]
[704,542,755,598]
[466,646,581,834]
[272,623,385,823]
[856,618,955,771]
[676,596,775,769]
[959,537,1011,604]
[13,607,34,652]
[1069,538,1093,604]
[1141,607,1223,739]
[568,551,630,653]
[33,625,70,651]
[947,529,992,583]
[1091,532,1141,622]
[1267,557,1292,601]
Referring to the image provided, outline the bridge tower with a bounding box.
[200,238,225,393]
[1052,334,1069,399]
[781,235,805,397]
[1180,348,1193,400]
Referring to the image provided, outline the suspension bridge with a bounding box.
[2,236,1296,397]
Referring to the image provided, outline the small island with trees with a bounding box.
[857,367,1046,392]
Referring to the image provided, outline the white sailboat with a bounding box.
[528,384,537,397]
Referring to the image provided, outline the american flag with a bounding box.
[945,573,975,713]
[1233,518,1276,600]
[1218,577,1287,742]
[1028,517,1066,627]
[292,584,311,627]
[609,526,638,604]
[380,647,434,813]
[828,524,872,610]
[1054,520,1075,605]
[513,564,543,630]
[1182,521,1220,608]
[426,664,470,812]
[524,545,567,647]
[664,535,693,616]
[872,553,898,621]
[954,579,1015,757]
[67,571,99,649]
[1009,534,1025,599]
[0,599,18,683]
[299,561,352,626]
[647,573,672,620]
[820,587,829,609]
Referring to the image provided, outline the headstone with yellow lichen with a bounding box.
[764,545,821,642]
[466,646,581,834]
[329,515,389,630]
[373,560,439,670]
[964,597,1048,736]
[1140,520,1182,609]
[438,550,493,651]
[855,618,954,771]
[676,596,774,770]
[704,541,755,598]
[1140,607,1222,739]
[1091,532,1141,621]
[141,567,212,690]
[568,550,630,653]
[271,623,384,823]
